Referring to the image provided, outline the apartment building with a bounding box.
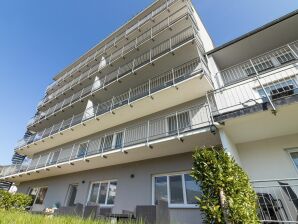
[0,0,297,222]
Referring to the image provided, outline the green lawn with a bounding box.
[0,210,143,224]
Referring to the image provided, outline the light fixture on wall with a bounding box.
[210,124,217,135]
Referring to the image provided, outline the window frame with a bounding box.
[286,148,298,173]
[152,171,200,209]
[65,183,79,206]
[27,186,48,205]
[76,141,89,158]
[87,179,118,207]
[165,111,191,136]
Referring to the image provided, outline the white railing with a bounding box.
[3,102,211,178]
[208,41,298,118]
[252,178,298,223]
[28,26,200,127]
[17,57,208,150]
[43,0,181,98]
[215,41,298,87]
[38,4,199,110]
[208,65,298,118]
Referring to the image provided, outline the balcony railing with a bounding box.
[208,41,298,119]
[28,26,202,127]
[215,41,298,87]
[43,0,181,98]
[2,102,212,178]
[17,57,209,150]
[251,178,298,223]
[36,6,201,110]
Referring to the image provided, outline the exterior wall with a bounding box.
[18,152,203,224]
[237,133,298,180]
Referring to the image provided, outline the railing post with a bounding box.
[70,114,75,127]
[148,79,151,97]
[175,112,180,137]
[287,44,298,59]
[249,59,276,113]
[35,155,41,170]
[45,153,51,168]
[110,97,114,113]
[206,92,215,125]
[128,88,132,105]
[172,68,175,86]
[146,120,150,144]
[122,128,126,150]
[101,135,106,155]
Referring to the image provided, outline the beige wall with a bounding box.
[237,133,298,180]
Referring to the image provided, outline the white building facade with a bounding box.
[1,1,298,223]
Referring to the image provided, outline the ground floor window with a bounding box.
[28,186,48,205]
[153,172,201,208]
[88,180,117,206]
[288,148,298,171]
[66,184,78,206]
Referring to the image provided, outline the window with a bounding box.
[88,180,118,206]
[153,172,201,208]
[257,79,298,100]
[100,135,113,152]
[48,150,60,165]
[243,60,274,76]
[288,149,298,171]
[66,184,78,206]
[28,187,48,205]
[113,132,123,149]
[167,111,191,135]
[276,51,295,65]
[77,142,88,158]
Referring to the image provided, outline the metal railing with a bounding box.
[28,25,201,127]
[215,41,298,87]
[36,6,201,111]
[208,65,298,117]
[252,178,298,223]
[16,57,208,150]
[208,41,298,118]
[43,0,181,99]
[2,102,212,178]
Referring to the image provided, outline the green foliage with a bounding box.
[0,190,32,211]
[0,209,144,224]
[191,146,259,224]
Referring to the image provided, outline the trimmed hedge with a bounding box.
[191,146,259,224]
[0,190,32,211]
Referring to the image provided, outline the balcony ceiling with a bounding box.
[208,10,298,70]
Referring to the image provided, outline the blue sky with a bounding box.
[0,0,297,165]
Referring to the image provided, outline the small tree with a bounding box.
[191,146,259,224]
[0,190,32,211]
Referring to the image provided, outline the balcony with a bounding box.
[1,103,220,182]
[252,178,298,223]
[29,24,204,129]
[16,57,213,154]
[207,40,298,144]
[41,0,188,105]
[35,7,202,114]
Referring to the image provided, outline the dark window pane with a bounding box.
[290,152,298,169]
[98,183,108,204]
[89,183,99,203]
[184,174,201,204]
[169,175,184,204]
[67,184,78,206]
[154,176,168,204]
[35,187,48,205]
[107,181,117,205]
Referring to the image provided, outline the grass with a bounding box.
[0,209,144,224]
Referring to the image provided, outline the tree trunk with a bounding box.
[219,188,230,224]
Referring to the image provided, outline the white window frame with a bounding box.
[286,148,298,173]
[256,77,298,100]
[77,141,89,158]
[28,186,48,205]
[165,111,191,135]
[87,179,118,207]
[152,171,200,209]
[65,183,79,206]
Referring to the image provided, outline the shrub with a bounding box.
[0,190,32,211]
[191,146,259,224]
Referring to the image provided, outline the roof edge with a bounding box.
[206,9,298,55]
